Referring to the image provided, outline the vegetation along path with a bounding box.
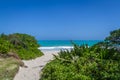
[14,50,59,80]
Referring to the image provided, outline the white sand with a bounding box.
[14,50,59,80]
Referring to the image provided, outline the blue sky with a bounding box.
[0,0,120,40]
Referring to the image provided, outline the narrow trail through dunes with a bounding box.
[14,50,59,80]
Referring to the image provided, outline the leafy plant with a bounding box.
[0,33,43,60]
[0,39,12,54]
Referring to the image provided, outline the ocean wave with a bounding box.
[38,46,73,50]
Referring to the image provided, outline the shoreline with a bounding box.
[38,46,73,51]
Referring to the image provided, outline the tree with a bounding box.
[105,28,120,52]
[105,29,120,44]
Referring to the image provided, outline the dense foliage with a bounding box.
[0,39,12,54]
[0,33,43,60]
[105,29,120,52]
[105,29,120,44]
[40,29,120,80]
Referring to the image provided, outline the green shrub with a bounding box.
[0,33,43,60]
[0,39,12,54]
[40,44,120,80]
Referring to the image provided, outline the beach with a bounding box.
[12,40,102,80]
[0,0,119,79]
[14,50,59,80]
[13,40,103,80]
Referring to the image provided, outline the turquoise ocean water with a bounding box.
[38,40,102,50]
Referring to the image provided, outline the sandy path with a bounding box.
[14,50,59,80]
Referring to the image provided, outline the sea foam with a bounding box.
[38,46,73,50]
